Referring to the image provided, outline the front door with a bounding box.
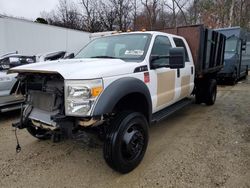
[149,35,177,112]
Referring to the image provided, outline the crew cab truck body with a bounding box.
[160,25,226,104]
[10,25,225,173]
[216,27,249,84]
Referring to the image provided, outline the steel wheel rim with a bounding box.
[121,123,145,161]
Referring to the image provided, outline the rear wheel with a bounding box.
[103,111,149,173]
[195,86,204,104]
[243,66,248,79]
[205,79,217,106]
[230,69,238,85]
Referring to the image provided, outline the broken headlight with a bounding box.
[65,79,103,116]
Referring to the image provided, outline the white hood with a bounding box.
[9,58,141,79]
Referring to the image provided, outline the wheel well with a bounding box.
[113,93,150,122]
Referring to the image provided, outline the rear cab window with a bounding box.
[173,38,190,62]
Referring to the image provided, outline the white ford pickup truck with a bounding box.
[10,25,225,173]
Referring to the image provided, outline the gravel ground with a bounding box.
[0,77,249,188]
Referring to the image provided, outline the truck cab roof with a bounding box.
[97,31,186,41]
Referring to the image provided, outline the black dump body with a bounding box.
[160,25,226,77]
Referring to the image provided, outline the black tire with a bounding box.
[243,66,248,79]
[26,122,50,140]
[103,111,149,173]
[195,86,204,104]
[205,79,217,106]
[230,69,237,85]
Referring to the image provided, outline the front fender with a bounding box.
[93,77,152,120]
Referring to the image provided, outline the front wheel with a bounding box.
[26,121,50,140]
[103,111,149,173]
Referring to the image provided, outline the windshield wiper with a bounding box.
[90,56,117,59]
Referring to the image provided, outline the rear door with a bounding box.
[173,37,194,99]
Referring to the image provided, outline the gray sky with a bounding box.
[0,0,60,20]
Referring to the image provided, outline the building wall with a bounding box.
[0,16,90,56]
[0,18,6,55]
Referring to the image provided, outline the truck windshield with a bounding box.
[75,34,152,61]
[225,37,238,53]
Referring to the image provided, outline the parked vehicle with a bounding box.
[0,51,73,112]
[0,71,17,97]
[0,53,36,71]
[10,25,225,173]
[0,53,35,112]
[242,41,250,71]
[216,27,249,84]
[36,51,75,62]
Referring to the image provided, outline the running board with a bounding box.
[151,98,192,124]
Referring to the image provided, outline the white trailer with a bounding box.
[0,15,90,56]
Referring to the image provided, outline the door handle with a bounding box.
[191,67,194,75]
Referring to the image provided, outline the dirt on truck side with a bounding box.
[0,76,249,188]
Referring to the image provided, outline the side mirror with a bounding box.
[65,53,75,59]
[169,47,185,69]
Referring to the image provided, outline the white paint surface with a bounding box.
[0,16,90,56]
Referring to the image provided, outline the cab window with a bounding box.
[173,38,190,62]
[0,58,10,70]
[150,36,172,67]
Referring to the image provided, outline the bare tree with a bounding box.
[41,0,250,32]
[186,0,200,25]
[81,0,102,32]
[131,0,139,30]
[164,0,188,27]
[109,0,132,31]
[229,0,236,27]
[141,0,160,30]
[98,1,117,31]
[192,0,199,24]
[234,0,250,28]
[41,0,83,30]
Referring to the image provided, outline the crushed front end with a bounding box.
[13,72,104,141]
[12,73,70,140]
